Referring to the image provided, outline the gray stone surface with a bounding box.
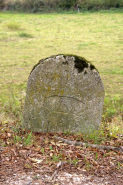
[23,54,105,133]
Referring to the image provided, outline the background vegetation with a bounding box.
[0,0,123,12]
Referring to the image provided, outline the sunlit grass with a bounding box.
[6,22,21,30]
[0,11,123,133]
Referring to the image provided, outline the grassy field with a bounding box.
[0,10,123,134]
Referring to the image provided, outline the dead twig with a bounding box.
[54,136,123,153]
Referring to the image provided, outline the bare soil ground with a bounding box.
[1,164,123,185]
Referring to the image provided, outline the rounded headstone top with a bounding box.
[23,54,105,133]
[31,54,97,74]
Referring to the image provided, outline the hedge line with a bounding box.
[0,0,123,12]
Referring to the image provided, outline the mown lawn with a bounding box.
[0,10,123,132]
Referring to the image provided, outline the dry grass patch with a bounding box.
[6,22,22,30]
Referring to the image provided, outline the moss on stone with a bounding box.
[30,54,98,75]
[61,54,97,73]
[65,54,88,73]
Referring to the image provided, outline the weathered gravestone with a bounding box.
[23,54,105,133]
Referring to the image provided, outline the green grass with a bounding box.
[0,10,123,134]
[18,32,34,38]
